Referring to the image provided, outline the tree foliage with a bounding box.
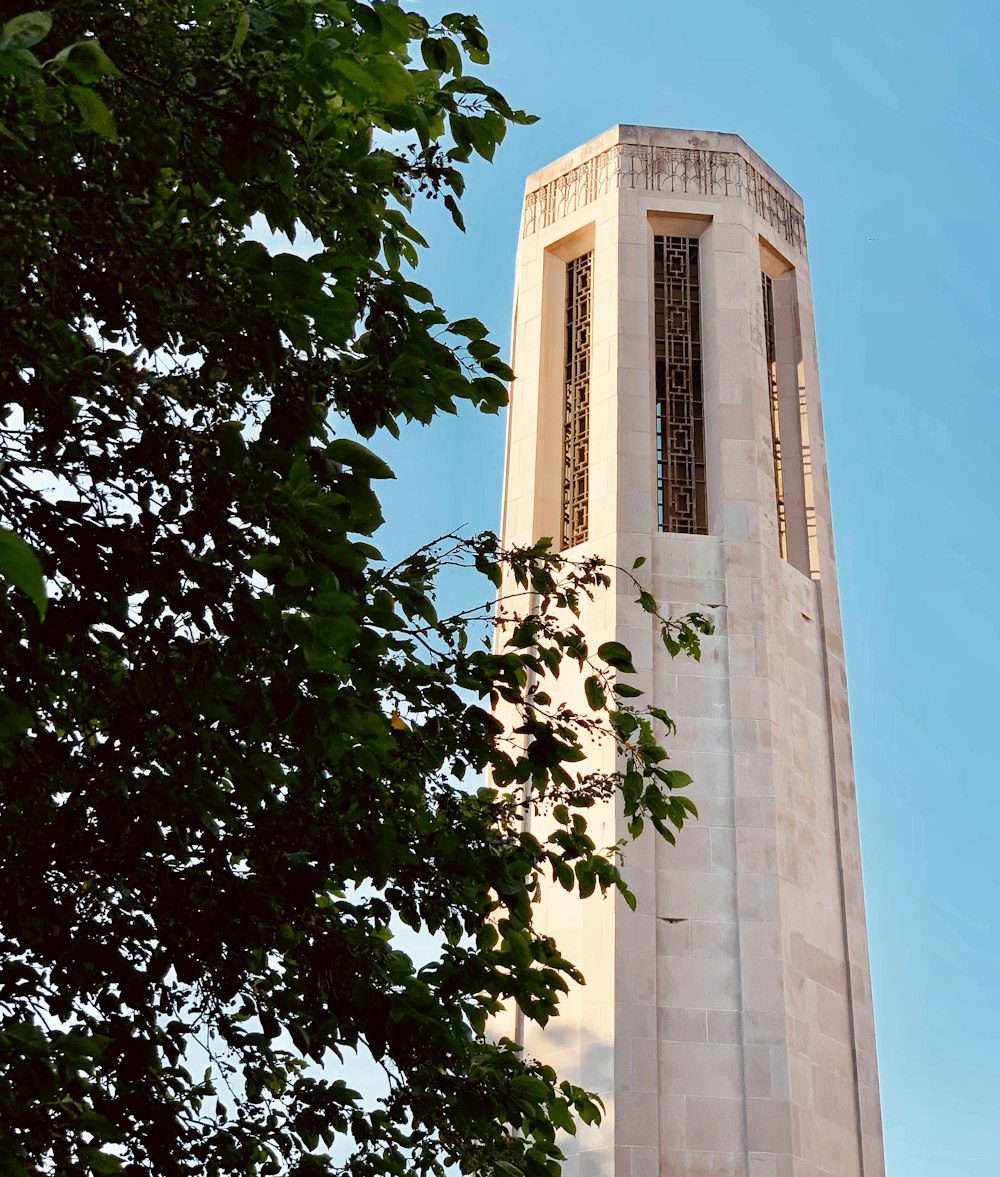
[0,3,711,1175]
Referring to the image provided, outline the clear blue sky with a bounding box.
[375,2,1000,1173]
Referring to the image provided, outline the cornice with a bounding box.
[522,141,805,251]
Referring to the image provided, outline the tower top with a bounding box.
[521,124,805,251]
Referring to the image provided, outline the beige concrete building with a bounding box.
[498,126,884,1177]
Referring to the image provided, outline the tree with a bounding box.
[0,4,712,1175]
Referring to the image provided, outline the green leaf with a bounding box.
[420,37,449,70]
[67,85,116,138]
[0,695,32,741]
[631,555,646,569]
[0,528,46,617]
[226,8,250,57]
[448,317,489,341]
[53,39,121,83]
[612,682,642,699]
[548,1098,576,1133]
[443,193,465,231]
[288,1023,310,1054]
[372,2,411,45]
[610,709,639,739]
[596,640,635,674]
[325,438,395,480]
[0,44,40,80]
[578,1099,602,1126]
[271,252,325,298]
[2,11,51,47]
[80,1145,123,1175]
[475,552,502,588]
[636,589,657,614]
[353,3,383,36]
[583,675,605,710]
[502,927,532,968]
[575,862,596,899]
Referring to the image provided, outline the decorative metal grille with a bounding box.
[654,237,707,534]
[562,251,592,548]
[800,384,821,580]
[762,273,788,559]
[523,143,805,251]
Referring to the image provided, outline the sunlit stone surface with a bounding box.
[497,125,885,1177]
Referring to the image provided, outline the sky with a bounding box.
[371,2,1000,1173]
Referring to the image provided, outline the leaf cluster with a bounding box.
[0,4,707,1176]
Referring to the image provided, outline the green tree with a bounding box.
[0,3,711,1175]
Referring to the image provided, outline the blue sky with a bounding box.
[373,2,1000,1172]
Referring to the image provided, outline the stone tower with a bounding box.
[499,126,884,1177]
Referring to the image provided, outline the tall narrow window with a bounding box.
[762,272,788,559]
[562,251,592,548]
[654,236,707,534]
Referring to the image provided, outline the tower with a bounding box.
[499,127,884,1177]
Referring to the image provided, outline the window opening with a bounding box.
[653,236,707,534]
[562,251,592,548]
[762,272,788,559]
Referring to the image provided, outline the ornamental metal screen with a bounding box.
[562,251,592,549]
[653,236,707,534]
[762,273,788,559]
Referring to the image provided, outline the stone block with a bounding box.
[707,1009,742,1045]
[659,1041,744,1098]
[685,1097,745,1152]
[661,1007,708,1043]
[658,957,741,1012]
[746,1099,793,1153]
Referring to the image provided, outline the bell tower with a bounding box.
[500,126,884,1177]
